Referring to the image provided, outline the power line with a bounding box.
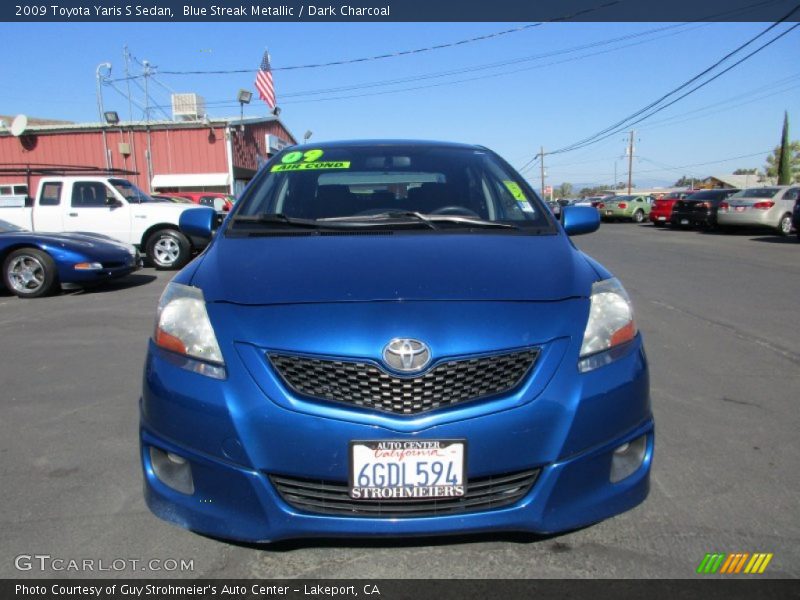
[105,0,621,82]
[542,8,800,158]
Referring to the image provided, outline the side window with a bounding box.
[13,185,28,195]
[72,182,114,208]
[39,182,63,206]
[783,188,799,201]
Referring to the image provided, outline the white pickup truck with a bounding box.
[0,176,205,270]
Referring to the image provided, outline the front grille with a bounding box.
[268,349,538,416]
[270,469,539,517]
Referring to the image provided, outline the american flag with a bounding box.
[255,50,276,109]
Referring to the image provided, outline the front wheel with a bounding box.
[145,229,191,270]
[777,213,792,237]
[3,248,59,298]
[633,210,645,223]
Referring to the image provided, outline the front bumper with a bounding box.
[140,326,653,542]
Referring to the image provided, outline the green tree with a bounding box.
[673,175,697,187]
[555,182,574,198]
[765,114,800,183]
[733,168,757,175]
[775,112,794,184]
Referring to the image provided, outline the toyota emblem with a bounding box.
[382,339,431,373]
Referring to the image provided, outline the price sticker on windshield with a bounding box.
[503,180,535,213]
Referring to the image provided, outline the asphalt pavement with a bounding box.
[1,223,798,579]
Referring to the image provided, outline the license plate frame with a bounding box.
[349,439,467,500]
[735,206,746,212]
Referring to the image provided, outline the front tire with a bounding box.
[777,213,792,237]
[3,248,59,298]
[145,229,191,270]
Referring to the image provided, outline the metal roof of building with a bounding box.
[0,115,286,136]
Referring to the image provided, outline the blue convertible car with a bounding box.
[141,141,653,542]
[0,219,139,298]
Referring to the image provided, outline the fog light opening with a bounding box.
[150,447,195,494]
[610,435,647,483]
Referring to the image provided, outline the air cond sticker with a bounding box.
[271,161,351,172]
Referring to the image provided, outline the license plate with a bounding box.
[606,210,613,215]
[735,206,746,212]
[658,216,666,221]
[681,219,689,225]
[349,440,466,499]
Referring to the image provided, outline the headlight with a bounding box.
[154,283,225,378]
[578,278,637,372]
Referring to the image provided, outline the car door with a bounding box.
[31,181,65,231]
[66,180,132,243]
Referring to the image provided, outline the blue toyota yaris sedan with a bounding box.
[140,140,653,542]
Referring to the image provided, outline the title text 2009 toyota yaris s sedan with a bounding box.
[140,140,653,542]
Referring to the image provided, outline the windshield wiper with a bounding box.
[318,211,439,230]
[319,212,519,230]
[425,215,518,229]
[232,213,321,228]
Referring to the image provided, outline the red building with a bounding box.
[0,115,296,197]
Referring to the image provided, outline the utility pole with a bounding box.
[539,146,546,200]
[95,62,112,170]
[626,130,635,195]
[614,161,617,190]
[143,59,154,193]
[123,46,139,188]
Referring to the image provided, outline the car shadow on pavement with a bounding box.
[198,529,582,553]
[65,273,157,295]
[749,235,800,244]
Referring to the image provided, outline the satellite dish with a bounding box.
[11,114,28,137]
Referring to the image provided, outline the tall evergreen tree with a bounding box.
[777,112,792,185]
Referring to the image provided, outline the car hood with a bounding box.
[3,230,131,250]
[192,233,598,305]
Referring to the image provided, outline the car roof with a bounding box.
[286,139,484,151]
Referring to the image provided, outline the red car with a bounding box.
[169,192,235,212]
[649,191,693,226]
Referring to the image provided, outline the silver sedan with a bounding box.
[717,186,799,235]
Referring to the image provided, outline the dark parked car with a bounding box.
[792,196,800,240]
[670,188,739,229]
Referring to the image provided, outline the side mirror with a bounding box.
[561,206,600,236]
[180,207,215,240]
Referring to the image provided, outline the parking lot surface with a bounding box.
[1,224,798,578]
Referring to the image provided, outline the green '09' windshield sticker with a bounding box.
[281,149,324,164]
[271,161,351,172]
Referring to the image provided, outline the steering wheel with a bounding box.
[430,206,481,218]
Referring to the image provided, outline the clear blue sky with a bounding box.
[2,21,799,188]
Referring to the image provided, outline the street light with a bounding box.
[303,130,313,143]
[237,89,252,133]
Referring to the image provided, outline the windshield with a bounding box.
[0,219,26,233]
[731,187,780,199]
[687,190,728,200]
[233,145,553,231]
[110,179,158,203]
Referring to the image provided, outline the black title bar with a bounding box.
[5,0,800,22]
